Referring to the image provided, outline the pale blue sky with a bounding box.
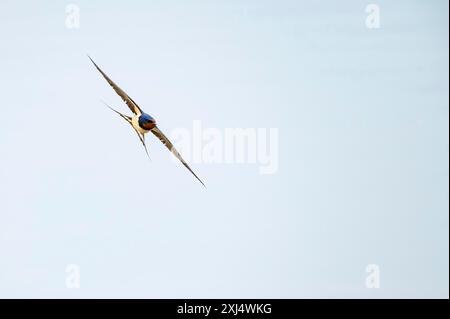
[0,0,448,298]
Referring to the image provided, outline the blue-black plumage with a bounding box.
[138,113,156,130]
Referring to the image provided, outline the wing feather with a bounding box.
[89,56,143,115]
[151,127,206,187]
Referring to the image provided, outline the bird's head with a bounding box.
[138,113,156,130]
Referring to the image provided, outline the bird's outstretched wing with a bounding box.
[89,56,143,116]
[151,126,206,187]
[102,101,150,159]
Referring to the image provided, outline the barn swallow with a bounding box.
[88,56,205,187]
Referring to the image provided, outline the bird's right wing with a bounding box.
[89,56,143,116]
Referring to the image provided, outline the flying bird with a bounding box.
[88,56,205,187]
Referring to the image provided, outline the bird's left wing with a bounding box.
[150,126,206,187]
